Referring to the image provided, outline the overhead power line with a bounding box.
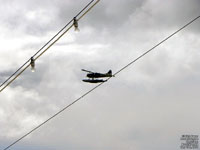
[3,15,200,150]
[0,0,100,93]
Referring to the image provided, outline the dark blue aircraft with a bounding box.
[82,69,113,83]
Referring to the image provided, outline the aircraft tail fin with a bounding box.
[107,70,114,77]
[107,70,112,75]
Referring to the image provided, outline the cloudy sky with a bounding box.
[0,0,200,150]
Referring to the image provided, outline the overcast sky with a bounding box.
[0,0,200,150]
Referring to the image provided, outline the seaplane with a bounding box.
[82,69,114,83]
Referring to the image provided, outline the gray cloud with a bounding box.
[0,0,200,150]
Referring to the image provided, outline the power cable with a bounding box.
[113,15,200,76]
[0,0,95,89]
[0,0,100,93]
[3,15,200,150]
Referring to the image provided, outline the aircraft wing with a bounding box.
[81,69,93,73]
